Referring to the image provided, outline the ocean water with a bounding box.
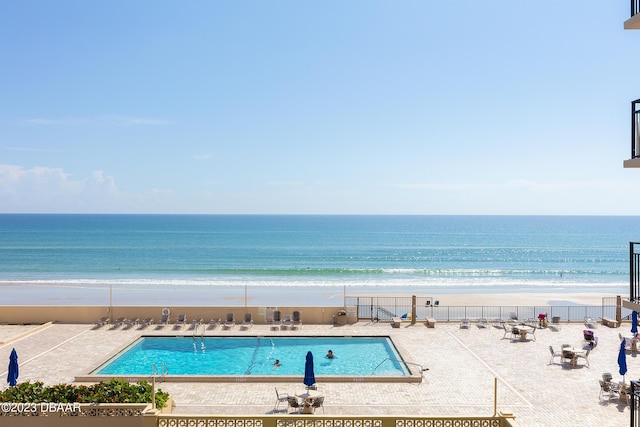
[0,214,635,306]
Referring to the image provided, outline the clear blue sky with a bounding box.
[1,1,638,214]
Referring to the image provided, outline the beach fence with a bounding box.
[347,295,626,323]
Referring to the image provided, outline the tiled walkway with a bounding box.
[0,319,635,427]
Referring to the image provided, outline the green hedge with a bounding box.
[0,379,170,408]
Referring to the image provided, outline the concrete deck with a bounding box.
[0,319,635,426]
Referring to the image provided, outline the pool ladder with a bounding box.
[193,323,206,351]
[152,362,168,381]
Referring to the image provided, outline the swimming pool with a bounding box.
[88,336,415,381]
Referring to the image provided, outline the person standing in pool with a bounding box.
[326,350,334,359]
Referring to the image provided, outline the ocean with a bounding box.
[0,214,635,306]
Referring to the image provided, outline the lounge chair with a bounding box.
[550,316,561,330]
[190,318,203,329]
[292,310,302,329]
[459,318,470,329]
[241,313,253,329]
[273,387,290,412]
[207,318,220,329]
[272,310,282,330]
[139,317,154,327]
[584,316,597,328]
[508,312,518,321]
[93,317,109,328]
[175,314,187,328]
[224,313,235,329]
[123,317,139,328]
[109,317,126,329]
[476,318,488,328]
[282,314,292,330]
[159,314,170,325]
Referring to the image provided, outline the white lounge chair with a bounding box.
[174,314,187,328]
[224,313,235,329]
[281,314,292,330]
[292,310,302,329]
[241,313,253,329]
[272,310,282,330]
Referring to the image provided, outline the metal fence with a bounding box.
[347,295,624,323]
[633,0,640,17]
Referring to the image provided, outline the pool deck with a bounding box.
[0,319,635,426]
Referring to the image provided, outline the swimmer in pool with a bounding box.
[273,359,281,368]
[326,350,334,359]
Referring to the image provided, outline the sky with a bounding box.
[1,1,639,215]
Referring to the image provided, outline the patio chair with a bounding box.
[551,316,561,330]
[508,312,518,321]
[578,349,590,367]
[287,396,301,414]
[311,396,325,414]
[241,313,253,329]
[272,310,282,330]
[548,346,562,364]
[527,326,537,341]
[476,318,488,328]
[292,310,302,329]
[510,326,521,341]
[459,318,470,329]
[502,324,513,340]
[602,372,613,382]
[273,387,290,412]
[584,316,597,329]
[599,379,619,401]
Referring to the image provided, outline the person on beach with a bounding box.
[326,350,334,359]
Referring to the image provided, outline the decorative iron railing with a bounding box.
[633,0,640,17]
[631,380,640,427]
[631,100,640,159]
[157,415,515,427]
[631,243,640,303]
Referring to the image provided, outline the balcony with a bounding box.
[623,100,640,168]
[626,1,640,29]
[624,243,640,314]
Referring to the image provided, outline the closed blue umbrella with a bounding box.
[618,339,628,380]
[7,348,18,387]
[303,351,315,387]
[632,311,638,334]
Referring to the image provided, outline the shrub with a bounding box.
[0,379,169,408]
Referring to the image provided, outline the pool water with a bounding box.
[94,336,409,376]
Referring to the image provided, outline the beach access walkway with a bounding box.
[0,319,634,427]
